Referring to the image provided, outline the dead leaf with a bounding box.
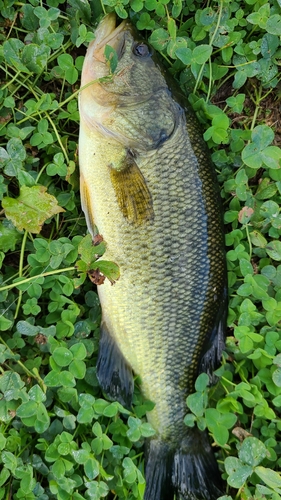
[88,268,106,285]
[35,333,47,345]
[93,233,104,246]
[238,206,254,224]
[232,427,252,441]
[2,185,64,233]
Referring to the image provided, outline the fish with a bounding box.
[78,13,227,500]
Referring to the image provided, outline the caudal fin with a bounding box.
[144,428,224,500]
[144,440,174,500]
[173,427,224,499]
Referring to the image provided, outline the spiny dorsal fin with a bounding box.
[109,151,153,225]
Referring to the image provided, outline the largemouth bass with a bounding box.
[79,13,227,500]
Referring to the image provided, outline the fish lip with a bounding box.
[93,13,128,62]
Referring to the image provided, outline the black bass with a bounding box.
[79,13,227,500]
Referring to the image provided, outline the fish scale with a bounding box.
[80,112,223,463]
[79,13,227,500]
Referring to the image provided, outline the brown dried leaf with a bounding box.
[88,268,106,285]
[35,334,47,345]
[93,233,104,246]
[238,206,254,224]
[232,427,252,441]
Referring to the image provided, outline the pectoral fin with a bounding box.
[80,173,95,236]
[96,322,134,408]
[109,151,153,225]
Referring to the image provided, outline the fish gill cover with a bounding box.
[0,1,281,500]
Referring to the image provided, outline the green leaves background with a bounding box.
[1,0,281,498]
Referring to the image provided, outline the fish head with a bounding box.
[79,13,179,150]
[80,13,165,103]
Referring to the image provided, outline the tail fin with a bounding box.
[144,428,224,500]
[144,440,174,500]
[172,427,224,499]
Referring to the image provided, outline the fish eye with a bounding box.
[133,42,151,57]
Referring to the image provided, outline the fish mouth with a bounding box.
[93,13,128,63]
[80,13,129,89]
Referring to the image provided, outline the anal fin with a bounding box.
[96,322,134,408]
